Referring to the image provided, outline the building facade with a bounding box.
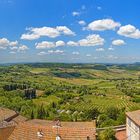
[126,110,140,140]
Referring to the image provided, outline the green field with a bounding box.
[1,63,140,127]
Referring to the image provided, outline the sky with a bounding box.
[0,0,140,63]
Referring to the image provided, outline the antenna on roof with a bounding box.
[56,135,61,140]
[37,129,44,139]
[52,120,61,140]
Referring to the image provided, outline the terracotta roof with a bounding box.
[0,108,17,122]
[8,119,96,140]
[115,130,126,140]
[126,110,140,126]
[28,119,96,128]
[0,126,15,140]
[11,115,27,124]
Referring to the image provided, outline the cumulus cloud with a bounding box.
[72,11,80,16]
[0,38,18,49]
[112,39,126,46]
[37,51,47,56]
[0,38,10,49]
[36,41,55,49]
[48,49,64,54]
[78,20,86,26]
[88,19,121,31]
[67,34,104,47]
[117,24,140,39]
[96,48,105,51]
[67,41,79,47]
[78,34,104,47]
[56,26,75,36]
[10,46,18,50]
[72,51,80,55]
[108,47,114,51]
[18,45,29,51]
[55,40,65,47]
[21,26,75,40]
[36,40,66,49]
[9,41,18,46]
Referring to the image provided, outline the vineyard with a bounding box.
[1,63,140,127]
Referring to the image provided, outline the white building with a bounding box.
[126,110,140,140]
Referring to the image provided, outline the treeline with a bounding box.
[3,83,30,91]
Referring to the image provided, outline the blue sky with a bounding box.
[0,0,140,63]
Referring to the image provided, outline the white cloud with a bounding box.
[112,39,126,46]
[67,34,104,47]
[88,19,121,31]
[78,34,104,47]
[0,38,18,49]
[117,24,140,39]
[37,51,47,56]
[72,11,80,16]
[108,47,114,51]
[9,41,18,46]
[56,26,75,36]
[21,34,40,40]
[78,20,86,26]
[21,26,75,40]
[0,38,10,49]
[55,40,65,47]
[36,40,65,49]
[48,49,64,54]
[10,46,18,50]
[67,41,79,47]
[96,48,105,51]
[36,41,55,49]
[72,51,80,55]
[18,45,29,51]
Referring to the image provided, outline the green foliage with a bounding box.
[85,108,100,120]
[98,128,116,140]
[37,104,48,119]
[106,107,119,120]
[0,63,140,126]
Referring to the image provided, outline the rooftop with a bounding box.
[115,130,126,140]
[126,110,140,126]
[28,119,96,128]
[0,107,17,122]
[8,119,96,140]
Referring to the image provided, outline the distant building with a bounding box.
[126,110,140,140]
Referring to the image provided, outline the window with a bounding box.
[135,124,138,132]
[128,118,131,127]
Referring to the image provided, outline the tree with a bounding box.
[37,104,46,119]
[98,128,116,140]
[85,108,100,120]
[31,109,34,119]
[106,107,119,120]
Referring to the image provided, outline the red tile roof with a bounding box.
[0,108,17,122]
[115,130,126,140]
[8,119,96,140]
